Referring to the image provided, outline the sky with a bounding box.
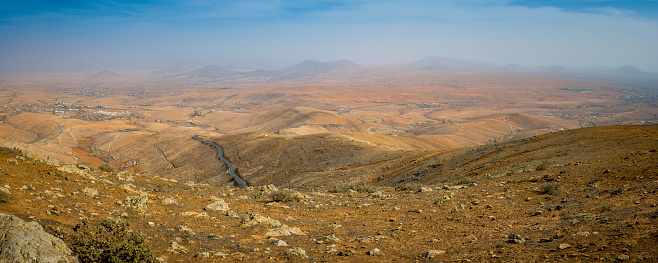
[1,0,657,73]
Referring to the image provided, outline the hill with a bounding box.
[85,70,125,78]
[408,56,499,72]
[250,60,360,80]
[0,124,656,262]
[183,65,238,79]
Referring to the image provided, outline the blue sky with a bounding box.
[1,0,657,73]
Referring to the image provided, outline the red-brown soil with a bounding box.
[0,124,656,262]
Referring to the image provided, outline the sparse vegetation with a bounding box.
[0,147,23,156]
[395,183,422,192]
[270,189,303,202]
[0,191,9,203]
[453,177,476,186]
[60,218,157,263]
[329,181,379,193]
[536,160,551,171]
[98,163,114,173]
[537,183,559,195]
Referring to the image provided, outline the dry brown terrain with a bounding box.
[0,124,657,262]
[0,67,657,261]
[0,68,656,183]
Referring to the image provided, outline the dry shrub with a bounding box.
[0,191,8,203]
[329,182,379,193]
[0,147,23,156]
[98,163,115,173]
[395,183,422,192]
[538,183,559,195]
[453,177,476,186]
[536,160,551,171]
[60,218,157,263]
[270,189,303,202]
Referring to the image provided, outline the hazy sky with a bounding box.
[1,0,657,73]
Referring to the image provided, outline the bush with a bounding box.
[453,177,475,186]
[537,183,559,195]
[395,183,422,192]
[270,189,303,202]
[536,161,551,171]
[0,191,8,203]
[0,147,23,156]
[61,218,157,263]
[98,163,115,173]
[329,182,379,193]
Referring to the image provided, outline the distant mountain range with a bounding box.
[153,59,361,81]
[406,56,656,78]
[85,70,125,79]
[407,55,499,72]
[149,56,655,82]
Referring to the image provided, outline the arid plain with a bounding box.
[1,61,657,262]
[1,62,656,186]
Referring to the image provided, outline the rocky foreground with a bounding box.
[1,125,657,262]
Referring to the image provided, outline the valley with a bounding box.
[0,65,656,186]
[1,63,657,262]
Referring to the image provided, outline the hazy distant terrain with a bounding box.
[0,60,656,186]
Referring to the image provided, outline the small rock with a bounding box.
[119,194,149,213]
[423,250,446,258]
[205,199,230,212]
[507,233,525,244]
[325,233,340,242]
[258,184,278,192]
[617,254,629,261]
[213,252,228,257]
[161,197,177,205]
[531,211,542,216]
[168,241,187,253]
[265,225,305,237]
[367,248,381,255]
[195,252,210,258]
[558,243,571,250]
[7,158,18,165]
[452,204,466,212]
[0,187,10,195]
[44,156,59,166]
[81,187,98,197]
[284,247,308,259]
[418,187,433,193]
[273,239,288,247]
[176,225,196,235]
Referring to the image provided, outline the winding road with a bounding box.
[192,135,248,188]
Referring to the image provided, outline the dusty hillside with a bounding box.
[1,70,656,183]
[1,124,656,262]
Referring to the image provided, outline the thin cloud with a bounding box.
[0,0,656,73]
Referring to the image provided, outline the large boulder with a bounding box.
[0,213,79,263]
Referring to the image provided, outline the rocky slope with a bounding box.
[0,124,656,262]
